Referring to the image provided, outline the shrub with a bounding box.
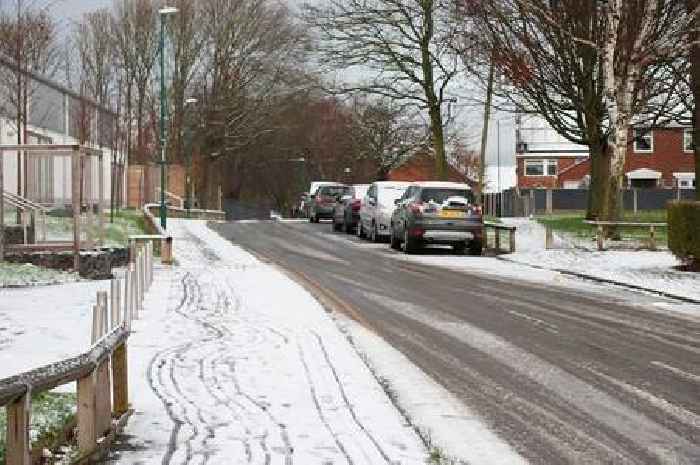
[667,201,700,270]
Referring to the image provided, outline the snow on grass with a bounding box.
[105,219,429,464]
[500,217,700,304]
[0,262,79,288]
[43,208,147,246]
[335,314,528,465]
[0,280,110,380]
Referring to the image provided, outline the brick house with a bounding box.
[388,151,474,185]
[516,125,697,190]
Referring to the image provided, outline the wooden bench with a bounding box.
[484,222,517,254]
[583,220,667,251]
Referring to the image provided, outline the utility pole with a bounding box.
[478,57,495,204]
[158,6,178,230]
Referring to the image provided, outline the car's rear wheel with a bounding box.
[403,230,419,254]
[390,227,401,250]
[452,242,467,255]
[344,216,354,234]
[468,239,483,256]
[371,223,381,243]
[357,222,366,239]
[332,218,342,232]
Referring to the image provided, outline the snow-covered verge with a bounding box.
[0,262,79,288]
[0,280,110,379]
[335,315,527,465]
[500,217,700,303]
[105,220,430,465]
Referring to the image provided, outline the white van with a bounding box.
[358,181,411,241]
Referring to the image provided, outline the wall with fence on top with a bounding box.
[484,188,697,217]
[0,243,157,465]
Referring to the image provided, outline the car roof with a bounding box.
[411,181,471,190]
[372,181,412,188]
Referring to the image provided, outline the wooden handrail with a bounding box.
[583,220,667,227]
[0,327,129,407]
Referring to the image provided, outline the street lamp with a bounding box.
[184,98,198,218]
[159,6,178,230]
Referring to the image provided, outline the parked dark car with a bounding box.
[390,182,483,254]
[332,184,370,233]
[309,184,349,222]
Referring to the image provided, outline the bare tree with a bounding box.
[304,0,461,180]
[349,98,427,180]
[0,0,57,197]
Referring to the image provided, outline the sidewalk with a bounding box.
[103,220,427,464]
[500,218,700,304]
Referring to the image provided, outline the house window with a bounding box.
[524,159,557,176]
[633,128,653,153]
[684,128,694,153]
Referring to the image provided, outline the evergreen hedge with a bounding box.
[667,201,700,270]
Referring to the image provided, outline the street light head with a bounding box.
[159,6,178,15]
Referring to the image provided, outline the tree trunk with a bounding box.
[586,141,610,219]
[690,0,700,200]
[428,103,447,180]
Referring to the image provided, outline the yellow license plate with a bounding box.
[440,210,466,219]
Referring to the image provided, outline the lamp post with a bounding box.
[159,6,178,230]
[184,97,198,218]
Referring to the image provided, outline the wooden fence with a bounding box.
[0,242,156,465]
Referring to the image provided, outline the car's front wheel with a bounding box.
[452,242,467,255]
[390,226,401,250]
[357,221,367,239]
[403,230,419,254]
[468,239,483,256]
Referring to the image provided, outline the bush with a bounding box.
[667,201,700,270]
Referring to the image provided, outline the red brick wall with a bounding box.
[388,153,465,182]
[517,127,695,188]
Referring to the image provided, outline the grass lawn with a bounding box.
[536,210,668,244]
[0,391,77,463]
[44,208,148,247]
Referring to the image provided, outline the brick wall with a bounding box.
[388,152,466,182]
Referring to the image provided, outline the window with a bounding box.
[633,128,653,153]
[524,159,557,176]
[684,128,694,153]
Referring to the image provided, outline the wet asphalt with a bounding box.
[211,220,700,465]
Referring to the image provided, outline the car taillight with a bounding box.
[351,199,361,211]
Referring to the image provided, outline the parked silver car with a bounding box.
[358,181,411,241]
[390,182,483,254]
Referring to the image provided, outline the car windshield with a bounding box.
[420,188,473,204]
[378,186,407,205]
[352,185,370,199]
[320,186,348,197]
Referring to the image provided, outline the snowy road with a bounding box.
[212,220,700,465]
[102,220,430,465]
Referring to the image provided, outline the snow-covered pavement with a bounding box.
[105,220,428,465]
[501,218,700,303]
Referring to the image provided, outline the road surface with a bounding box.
[212,220,700,465]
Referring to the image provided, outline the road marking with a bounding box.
[650,361,700,385]
[587,367,700,429]
[507,310,559,334]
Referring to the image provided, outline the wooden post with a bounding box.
[124,267,133,327]
[86,156,94,250]
[597,224,604,251]
[545,189,553,214]
[95,359,112,437]
[529,190,536,215]
[494,227,501,252]
[649,225,656,251]
[114,278,122,326]
[509,228,516,253]
[6,393,31,465]
[161,236,173,264]
[112,343,129,416]
[0,149,4,261]
[91,304,100,344]
[77,373,97,455]
[98,291,109,335]
[98,153,105,246]
[633,189,638,214]
[72,148,81,271]
[545,225,553,250]
[111,279,119,328]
